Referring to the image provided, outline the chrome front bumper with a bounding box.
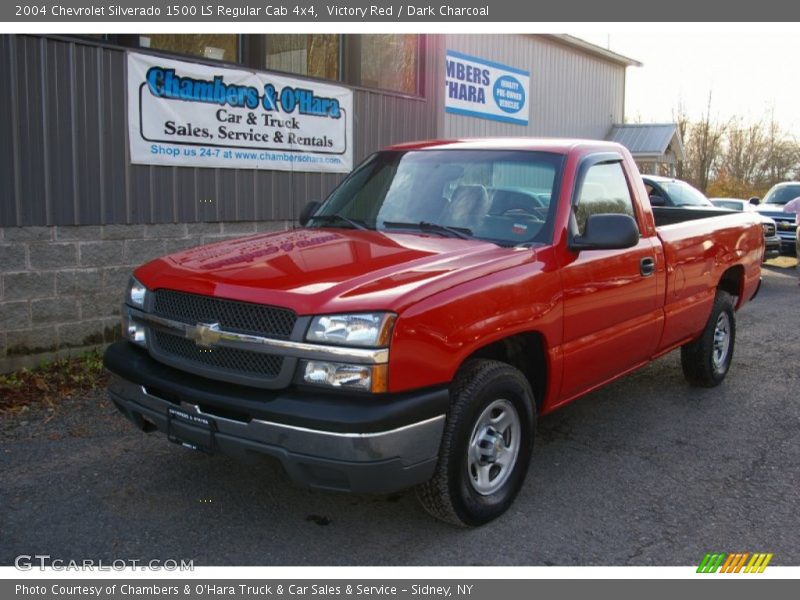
[107,374,445,493]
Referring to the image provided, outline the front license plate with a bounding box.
[167,407,216,454]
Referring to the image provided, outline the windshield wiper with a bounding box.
[309,214,369,230]
[382,221,474,240]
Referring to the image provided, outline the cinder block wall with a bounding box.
[0,221,291,373]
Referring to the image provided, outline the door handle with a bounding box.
[640,256,655,277]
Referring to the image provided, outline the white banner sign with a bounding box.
[445,50,530,126]
[127,52,353,172]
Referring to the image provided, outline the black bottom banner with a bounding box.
[3,579,793,600]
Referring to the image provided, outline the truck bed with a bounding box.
[652,206,735,227]
[654,207,762,351]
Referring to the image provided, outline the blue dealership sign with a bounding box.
[445,50,530,126]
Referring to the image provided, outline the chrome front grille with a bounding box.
[153,289,296,338]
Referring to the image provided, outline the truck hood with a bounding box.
[756,205,794,218]
[135,228,534,315]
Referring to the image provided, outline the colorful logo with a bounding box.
[697,552,773,573]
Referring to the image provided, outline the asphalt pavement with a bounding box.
[1,262,798,566]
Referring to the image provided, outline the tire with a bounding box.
[416,359,536,526]
[680,291,736,387]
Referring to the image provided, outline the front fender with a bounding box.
[388,256,562,394]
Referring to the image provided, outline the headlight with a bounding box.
[126,276,148,309]
[306,313,396,347]
[302,361,388,393]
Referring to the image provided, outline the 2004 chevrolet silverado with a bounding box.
[104,139,763,526]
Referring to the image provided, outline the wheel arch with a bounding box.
[717,264,745,307]
[459,331,548,411]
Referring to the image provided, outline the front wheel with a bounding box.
[680,290,736,387]
[416,359,535,526]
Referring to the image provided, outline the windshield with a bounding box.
[763,184,800,205]
[311,150,564,246]
[711,200,744,211]
[660,180,712,206]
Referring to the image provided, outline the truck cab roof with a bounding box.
[386,137,626,154]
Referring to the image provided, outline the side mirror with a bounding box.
[748,196,761,206]
[298,201,322,227]
[570,214,640,251]
[648,194,666,207]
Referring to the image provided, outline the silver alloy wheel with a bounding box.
[467,398,521,496]
[712,311,731,371]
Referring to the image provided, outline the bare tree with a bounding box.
[723,119,766,185]
[761,116,800,187]
[712,118,769,197]
[671,103,691,181]
[684,93,728,193]
[664,102,800,198]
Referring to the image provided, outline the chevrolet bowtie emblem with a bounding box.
[189,322,222,348]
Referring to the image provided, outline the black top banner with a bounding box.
[4,0,800,22]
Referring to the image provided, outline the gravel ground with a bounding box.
[1,262,798,566]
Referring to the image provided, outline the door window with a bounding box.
[575,162,637,235]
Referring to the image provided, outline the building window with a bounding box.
[347,34,420,95]
[119,33,421,96]
[262,35,340,80]
[138,34,240,62]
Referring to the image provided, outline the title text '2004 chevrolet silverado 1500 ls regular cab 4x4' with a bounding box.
[104,139,763,526]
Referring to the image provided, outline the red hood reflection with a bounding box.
[135,228,534,315]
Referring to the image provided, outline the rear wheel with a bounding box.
[416,359,535,526]
[681,291,736,387]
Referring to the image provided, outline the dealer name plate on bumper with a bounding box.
[167,407,215,453]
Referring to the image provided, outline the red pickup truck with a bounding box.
[104,139,763,526]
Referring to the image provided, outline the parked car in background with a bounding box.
[710,198,781,261]
[752,182,800,255]
[641,175,714,208]
[710,198,755,212]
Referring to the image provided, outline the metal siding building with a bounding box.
[440,35,629,140]
[0,35,445,228]
[0,34,635,228]
[0,33,636,370]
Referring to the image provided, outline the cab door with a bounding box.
[558,156,664,402]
